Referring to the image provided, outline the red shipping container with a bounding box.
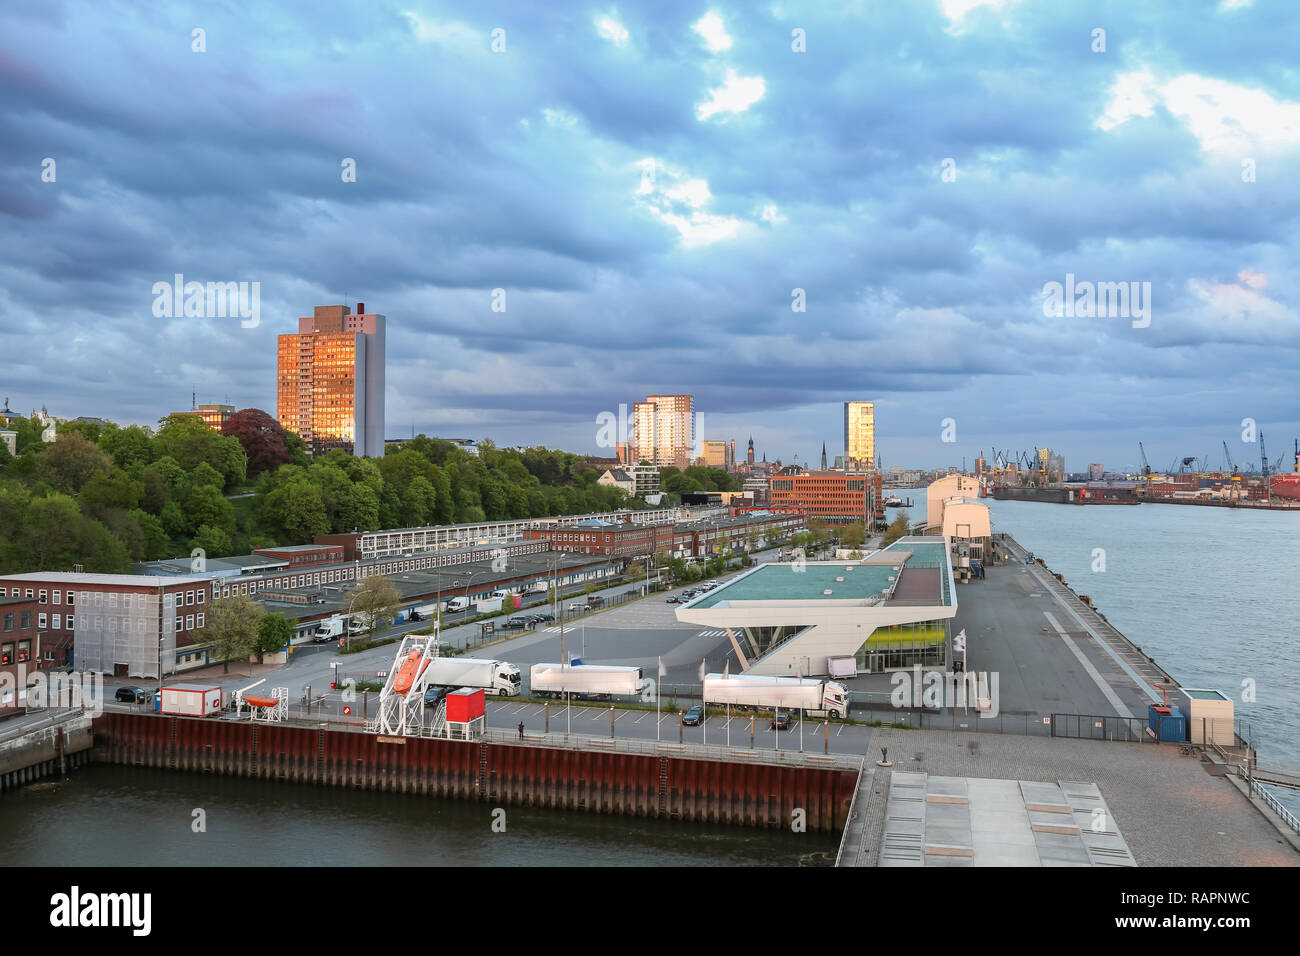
[445,687,485,723]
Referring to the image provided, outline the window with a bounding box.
[67,591,75,606]
[52,589,61,605]
[185,615,194,630]
[175,617,183,631]
[196,613,205,628]
[52,614,60,629]
[44,650,54,661]
[66,615,74,629]
[39,589,48,603]
[197,589,205,603]
[2,613,11,632]
[25,588,33,598]
[0,588,5,596]
[109,592,118,608]
[20,611,31,629]
[186,590,195,606]
[0,643,10,664]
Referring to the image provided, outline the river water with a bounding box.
[895,491,1300,815]
[0,765,838,866]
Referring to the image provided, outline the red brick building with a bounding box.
[0,596,39,715]
[0,573,213,679]
[768,471,883,526]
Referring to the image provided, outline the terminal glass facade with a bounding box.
[854,620,947,672]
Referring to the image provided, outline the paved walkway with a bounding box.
[845,727,1300,867]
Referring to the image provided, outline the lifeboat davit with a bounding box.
[392,650,429,695]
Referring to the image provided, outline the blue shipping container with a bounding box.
[1147,705,1186,742]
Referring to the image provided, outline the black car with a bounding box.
[505,616,529,628]
[665,596,680,604]
[770,712,792,731]
[531,611,555,623]
[115,686,148,703]
[682,705,703,726]
[424,685,451,708]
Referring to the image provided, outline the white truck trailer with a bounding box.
[475,596,503,614]
[159,683,222,717]
[529,663,644,699]
[423,657,521,697]
[702,674,848,718]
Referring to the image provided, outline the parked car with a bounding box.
[770,712,792,731]
[423,685,451,708]
[665,596,680,604]
[530,611,555,623]
[567,602,590,613]
[505,616,530,628]
[682,705,704,726]
[114,686,148,703]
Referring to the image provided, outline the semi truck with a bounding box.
[702,673,849,718]
[529,663,644,699]
[159,683,222,717]
[423,657,521,697]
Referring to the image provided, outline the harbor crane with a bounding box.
[1260,431,1269,478]
[1222,441,1237,476]
[1138,442,1152,477]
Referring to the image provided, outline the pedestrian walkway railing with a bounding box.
[481,727,865,771]
[1249,777,1300,837]
[834,765,868,867]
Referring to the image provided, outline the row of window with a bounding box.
[2,611,32,632]
[0,587,208,612]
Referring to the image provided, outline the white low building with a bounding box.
[675,536,957,677]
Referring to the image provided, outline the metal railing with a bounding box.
[835,766,868,867]
[481,727,865,771]
[1250,777,1300,837]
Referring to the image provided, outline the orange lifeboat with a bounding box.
[244,695,278,708]
[392,650,428,695]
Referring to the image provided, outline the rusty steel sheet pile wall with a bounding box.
[91,714,855,831]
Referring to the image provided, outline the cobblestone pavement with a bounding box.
[850,727,1300,867]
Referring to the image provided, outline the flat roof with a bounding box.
[688,536,952,610]
[690,562,897,607]
[0,572,210,587]
[257,544,339,553]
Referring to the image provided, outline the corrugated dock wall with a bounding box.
[90,713,856,832]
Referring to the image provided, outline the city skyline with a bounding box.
[2,2,1298,472]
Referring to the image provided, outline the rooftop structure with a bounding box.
[676,536,957,677]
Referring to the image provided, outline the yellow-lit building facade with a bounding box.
[843,401,875,470]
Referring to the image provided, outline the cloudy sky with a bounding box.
[3,0,1298,473]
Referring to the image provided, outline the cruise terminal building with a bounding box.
[674,536,957,678]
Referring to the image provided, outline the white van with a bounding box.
[489,589,513,600]
[446,597,472,613]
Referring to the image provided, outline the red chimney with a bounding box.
[356,302,365,315]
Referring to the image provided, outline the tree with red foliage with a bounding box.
[222,408,292,477]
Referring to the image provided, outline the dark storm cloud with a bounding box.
[1,0,1297,471]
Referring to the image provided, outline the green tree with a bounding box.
[207,595,263,674]
[99,424,156,474]
[881,514,910,547]
[154,414,246,489]
[34,432,111,495]
[841,522,866,551]
[256,612,294,663]
[190,523,233,556]
[349,576,401,646]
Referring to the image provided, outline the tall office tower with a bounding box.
[843,401,875,470]
[277,303,386,457]
[727,439,736,471]
[747,436,755,465]
[631,394,694,469]
[701,440,728,468]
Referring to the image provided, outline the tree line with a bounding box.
[0,409,658,573]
